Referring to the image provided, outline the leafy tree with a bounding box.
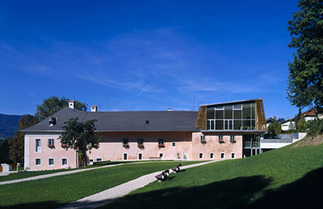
[8,115,39,163]
[277,118,286,123]
[294,108,303,130]
[297,114,308,132]
[267,121,282,138]
[35,96,87,120]
[307,118,323,138]
[60,118,100,167]
[0,137,11,163]
[287,0,323,113]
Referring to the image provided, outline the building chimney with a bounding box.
[91,105,97,112]
[274,116,276,120]
[69,100,75,109]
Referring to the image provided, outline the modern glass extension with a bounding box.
[206,102,256,131]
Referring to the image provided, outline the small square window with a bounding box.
[145,120,149,124]
[49,158,54,166]
[96,158,102,162]
[210,153,214,159]
[172,142,176,147]
[62,158,67,165]
[199,153,203,159]
[221,153,225,159]
[35,158,41,165]
[219,135,224,140]
[158,139,164,145]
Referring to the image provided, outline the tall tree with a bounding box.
[59,118,100,167]
[35,96,87,120]
[287,0,323,113]
[8,115,39,163]
[268,121,282,138]
[0,137,11,163]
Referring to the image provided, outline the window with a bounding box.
[138,153,142,160]
[200,135,206,143]
[137,139,144,148]
[145,120,149,124]
[35,139,41,152]
[210,153,214,159]
[62,158,67,165]
[219,135,224,140]
[230,135,235,141]
[35,158,41,165]
[158,139,164,145]
[123,153,128,160]
[221,153,225,159]
[159,153,163,158]
[231,153,235,159]
[199,153,203,159]
[172,142,176,147]
[96,158,102,162]
[48,139,54,148]
[49,158,54,166]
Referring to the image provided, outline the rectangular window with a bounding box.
[230,135,235,141]
[231,153,235,159]
[215,109,224,119]
[210,153,214,159]
[49,158,54,166]
[35,139,41,152]
[122,138,128,145]
[233,104,242,110]
[62,158,67,165]
[123,153,128,160]
[172,142,176,147]
[199,153,203,159]
[219,135,224,140]
[215,120,223,130]
[138,153,142,160]
[48,139,54,148]
[159,153,163,158]
[221,153,225,159]
[35,158,41,165]
[137,139,144,145]
[207,107,215,119]
[158,139,164,145]
[96,158,102,162]
[224,106,233,119]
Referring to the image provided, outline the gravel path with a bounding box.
[57,160,217,209]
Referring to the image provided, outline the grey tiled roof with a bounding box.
[22,107,199,133]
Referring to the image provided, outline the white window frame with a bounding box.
[221,153,225,159]
[231,153,236,159]
[48,138,54,146]
[210,153,214,159]
[159,153,163,158]
[138,153,143,160]
[123,153,128,160]
[96,158,102,162]
[35,139,41,153]
[48,158,54,166]
[199,152,203,159]
[219,135,224,140]
[35,158,41,166]
[172,142,176,147]
[62,158,68,166]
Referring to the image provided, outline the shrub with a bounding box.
[307,118,323,138]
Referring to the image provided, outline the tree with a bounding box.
[8,115,39,163]
[297,114,308,132]
[35,96,87,120]
[0,137,11,163]
[277,118,286,123]
[287,0,323,113]
[267,121,282,138]
[60,118,100,166]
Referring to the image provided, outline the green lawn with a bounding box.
[0,161,199,209]
[104,142,323,209]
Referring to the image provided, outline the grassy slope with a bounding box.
[0,161,199,209]
[105,142,323,209]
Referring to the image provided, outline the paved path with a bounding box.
[58,161,217,209]
[0,164,125,186]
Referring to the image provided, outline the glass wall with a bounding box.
[207,102,255,130]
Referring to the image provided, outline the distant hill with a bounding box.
[0,113,22,139]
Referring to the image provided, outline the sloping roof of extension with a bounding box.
[22,107,199,133]
[201,98,263,107]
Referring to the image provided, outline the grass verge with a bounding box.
[0,161,200,209]
[104,142,323,209]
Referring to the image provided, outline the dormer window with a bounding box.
[49,117,57,126]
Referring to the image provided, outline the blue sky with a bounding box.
[0,0,301,119]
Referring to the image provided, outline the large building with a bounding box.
[23,99,266,170]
